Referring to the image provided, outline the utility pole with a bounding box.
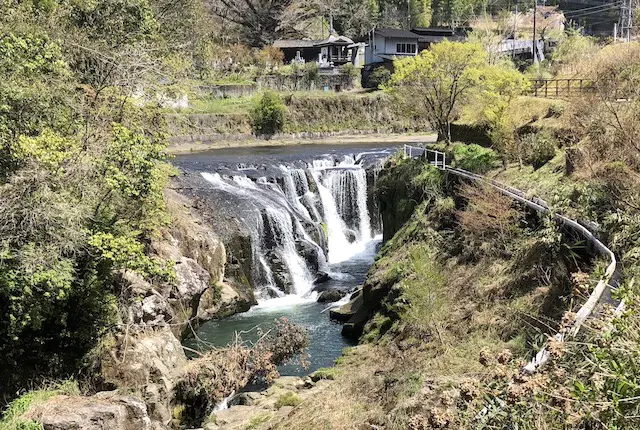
[620,0,638,42]
[513,0,518,40]
[512,0,518,60]
[532,0,538,64]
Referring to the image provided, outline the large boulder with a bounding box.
[27,393,153,430]
[317,289,345,303]
[100,327,187,425]
[329,289,363,323]
[328,289,369,340]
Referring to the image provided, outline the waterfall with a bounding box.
[321,168,371,242]
[261,207,315,296]
[200,153,381,300]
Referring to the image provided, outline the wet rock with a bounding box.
[329,289,363,322]
[266,252,293,294]
[313,272,331,285]
[152,189,255,334]
[344,229,357,244]
[328,289,369,339]
[317,288,344,303]
[296,239,321,273]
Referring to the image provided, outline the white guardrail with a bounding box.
[403,145,621,373]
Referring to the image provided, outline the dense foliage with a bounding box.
[0,1,184,395]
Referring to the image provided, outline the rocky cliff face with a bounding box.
[154,189,255,333]
[21,187,258,430]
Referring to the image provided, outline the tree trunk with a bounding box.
[437,122,452,145]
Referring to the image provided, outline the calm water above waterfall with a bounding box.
[175,143,398,375]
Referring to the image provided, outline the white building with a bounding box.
[364,28,420,65]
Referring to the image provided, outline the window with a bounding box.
[396,43,417,54]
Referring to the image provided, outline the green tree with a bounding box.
[386,41,526,144]
[250,91,287,136]
[410,0,431,27]
[0,33,78,179]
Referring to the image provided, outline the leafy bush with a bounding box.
[452,143,499,173]
[547,101,565,118]
[340,63,360,79]
[250,90,287,135]
[368,66,391,89]
[275,392,302,409]
[302,62,319,83]
[519,130,557,169]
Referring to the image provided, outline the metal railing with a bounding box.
[403,144,621,373]
[403,144,446,169]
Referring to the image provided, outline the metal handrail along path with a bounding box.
[402,144,620,373]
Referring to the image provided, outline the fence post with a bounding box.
[567,79,570,97]
[556,80,559,97]
[545,80,548,98]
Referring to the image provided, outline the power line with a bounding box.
[564,2,622,18]
[563,1,622,15]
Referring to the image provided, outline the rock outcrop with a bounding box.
[317,288,345,303]
[27,393,154,430]
[40,187,260,430]
[99,326,187,425]
[154,189,255,334]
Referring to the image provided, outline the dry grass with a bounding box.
[556,42,640,81]
[264,228,560,429]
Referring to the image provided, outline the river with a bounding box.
[175,142,398,376]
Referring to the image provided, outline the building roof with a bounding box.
[374,28,419,39]
[315,34,355,47]
[273,40,320,49]
[416,34,466,43]
[411,27,456,36]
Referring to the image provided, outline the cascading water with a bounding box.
[200,152,383,302]
[179,144,395,376]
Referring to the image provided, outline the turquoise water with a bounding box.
[176,143,391,376]
[184,237,381,376]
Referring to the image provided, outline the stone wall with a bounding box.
[256,72,355,92]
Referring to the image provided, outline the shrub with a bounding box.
[368,66,391,89]
[302,62,319,83]
[457,183,521,257]
[519,131,557,169]
[310,367,337,381]
[275,392,302,409]
[547,101,565,118]
[255,46,284,69]
[174,318,308,426]
[250,90,287,136]
[452,143,499,173]
[340,63,360,79]
[0,380,80,430]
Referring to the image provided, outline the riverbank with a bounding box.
[167,132,436,154]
